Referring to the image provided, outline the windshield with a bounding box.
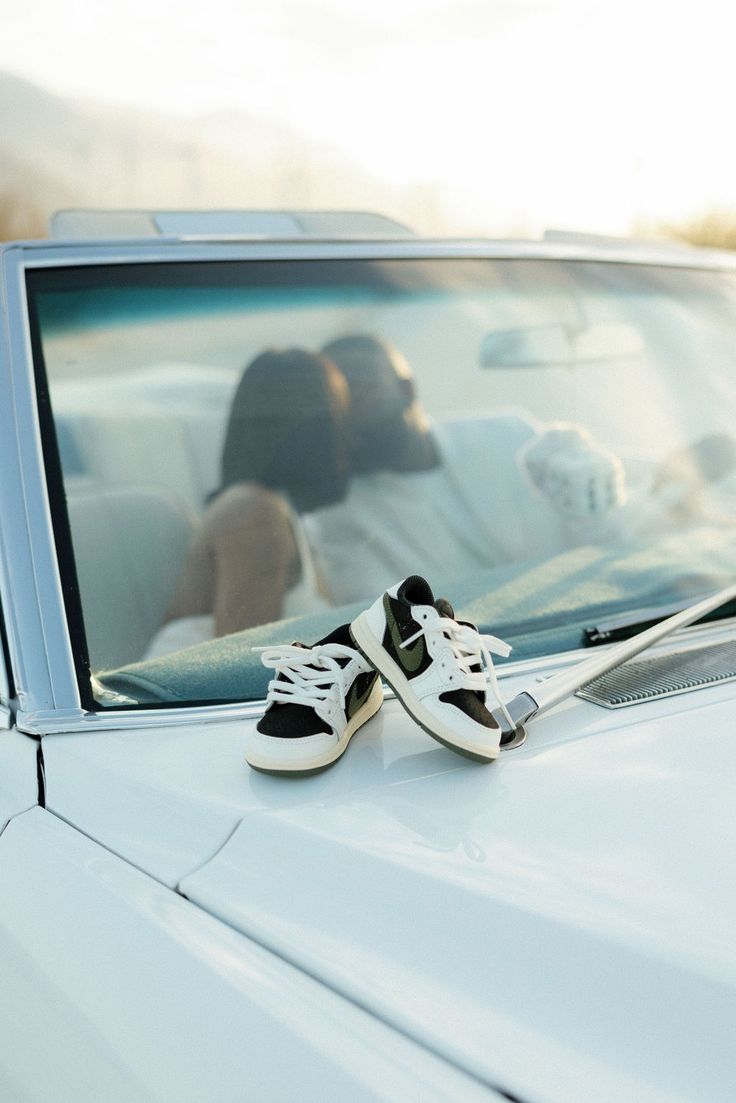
[26,255,736,708]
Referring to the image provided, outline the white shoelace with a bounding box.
[255,643,356,710]
[401,614,514,728]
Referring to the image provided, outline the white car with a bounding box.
[1,209,735,1102]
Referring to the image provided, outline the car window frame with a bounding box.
[7,236,736,734]
[1,243,84,730]
[0,595,11,716]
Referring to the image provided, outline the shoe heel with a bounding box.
[349,611,381,667]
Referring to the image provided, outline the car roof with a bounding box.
[3,208,736,271]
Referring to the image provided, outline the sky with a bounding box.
[2,0,736,235]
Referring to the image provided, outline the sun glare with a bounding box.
[2,0,736,235]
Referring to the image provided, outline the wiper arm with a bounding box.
[583,595,736,646]
[495,581,736,742]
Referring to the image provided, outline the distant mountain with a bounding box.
[186,107,317,165]
[0,70,427,240]
[0,149,76,238]
[0,70,271,210]
[0,72,85,149]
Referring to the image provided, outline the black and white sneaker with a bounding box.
[350,575,512,762]
[246,624,384,776]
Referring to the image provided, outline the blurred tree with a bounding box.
[662,208,736,251]
[0,189,47,240]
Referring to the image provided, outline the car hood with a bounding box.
[182,683,736,1103]
[44,652,736,1103]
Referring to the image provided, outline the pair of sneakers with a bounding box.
[245,575,513,776]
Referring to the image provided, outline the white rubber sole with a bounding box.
[246,678,384,776]
[350,612,499,763]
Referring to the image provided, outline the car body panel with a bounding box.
[0,245,79,717]
[0,729,38,830]
[41,621,736,878]
[0,805,499,1103]
[40,648,736,1102]
[4,228,736,1100]
[178,681,736,1103]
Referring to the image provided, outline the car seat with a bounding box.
[67,485,196,670]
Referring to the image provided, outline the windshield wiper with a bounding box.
[495,582,736,742]
[583,595,736,646]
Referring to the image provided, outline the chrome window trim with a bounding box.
[16,616,736,737]
[0,648,9,713]
[3,236,736,728]
[1,246,81,717]
[0,554,9,710]
[16,699,270,736]
[6,235,736,271]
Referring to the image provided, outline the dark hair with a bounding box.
[321,334,413,391]
[321,333,436,475]
[220,348,350,513]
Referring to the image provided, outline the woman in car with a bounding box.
[146,348,350,656]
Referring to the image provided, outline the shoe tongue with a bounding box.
[434,597,455,619]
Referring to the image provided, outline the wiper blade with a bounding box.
[583,595,736,646]
[495,581,736,741]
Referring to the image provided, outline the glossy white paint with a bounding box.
[42,626,736,1102]
[42,720,251,885]
[0,806,499,1103]
[6,229,736,1100]
[42,619,736,884]
[0,728,38,831]
[180,687,736,1103]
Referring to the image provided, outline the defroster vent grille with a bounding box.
[576,640,736,708]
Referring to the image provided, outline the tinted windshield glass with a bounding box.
[27,256,736,707]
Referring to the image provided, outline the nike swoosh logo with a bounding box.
[347,673,377,717]
[383,594,426,674]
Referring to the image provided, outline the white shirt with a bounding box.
[305,414,583,605]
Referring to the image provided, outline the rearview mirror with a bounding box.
[480,321,645,368]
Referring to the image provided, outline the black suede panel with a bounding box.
[257,621,361,739]
[316,622,355,651]
[438,688,499,728]
[345,669,379,719]
[257,700,331,738]
[399,575,435,606]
